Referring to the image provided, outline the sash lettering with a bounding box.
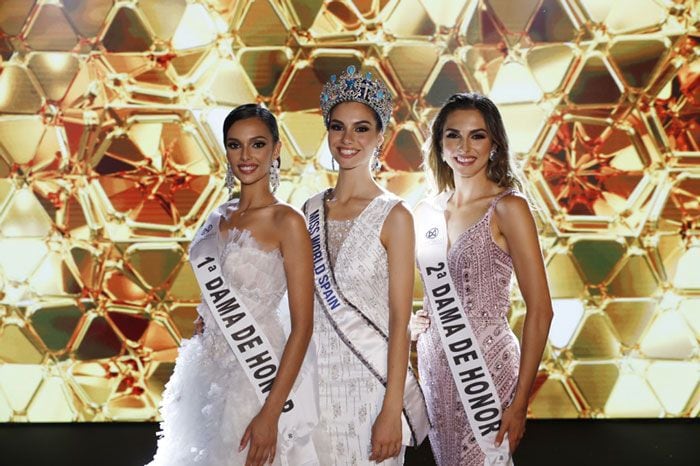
[192,250,292,408]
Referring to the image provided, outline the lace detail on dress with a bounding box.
[333,195,399,333]
[327,219,354,268]
[417,189,523,466]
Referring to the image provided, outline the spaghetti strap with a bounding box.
[487,188,518,215]
[493,188,516,203]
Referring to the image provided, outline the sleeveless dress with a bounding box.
[417,189,522,466]
[147,227,317,466]
[312,192,411,466]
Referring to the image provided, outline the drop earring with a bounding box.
[225,165,235,198]
[269,158,280,194]
[371,146,382,172]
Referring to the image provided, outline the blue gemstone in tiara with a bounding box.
[320,65,392,130]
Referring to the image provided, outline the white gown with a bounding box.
[312,193,411,465]
[147,228,317,466]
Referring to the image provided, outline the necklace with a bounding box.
[237,198,278,216]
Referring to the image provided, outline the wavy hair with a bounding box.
[425,92,523,193]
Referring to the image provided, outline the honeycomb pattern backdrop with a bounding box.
[0,0,698,422]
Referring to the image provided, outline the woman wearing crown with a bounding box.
[302,66,429,465]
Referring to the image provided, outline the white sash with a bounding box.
[415,194,513,466]
[305,191,430,446]
[189,201,319,466]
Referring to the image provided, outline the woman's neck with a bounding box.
[332,166,381,202]
[450,172,498,206]
[238,182,276,210]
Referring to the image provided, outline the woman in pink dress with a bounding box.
[412,92,553,465]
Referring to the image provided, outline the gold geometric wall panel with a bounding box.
[0,0,698,422]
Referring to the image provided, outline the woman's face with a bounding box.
[327,101,383,171]
[225,117,280,189]
[441,108,494,181]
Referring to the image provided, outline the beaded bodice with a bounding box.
[324,193,400,333]
[316,193,400,332]
[447,190,518,323]
[327,218,354,268]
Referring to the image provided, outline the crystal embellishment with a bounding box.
[320,65,393,130]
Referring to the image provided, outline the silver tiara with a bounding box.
[320,65,392,130]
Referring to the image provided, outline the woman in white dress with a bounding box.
[148,104,319,466]
[303,66,429,465]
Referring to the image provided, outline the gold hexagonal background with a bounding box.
[0,0,698,421]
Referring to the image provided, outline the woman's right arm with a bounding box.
[193,315,204,336]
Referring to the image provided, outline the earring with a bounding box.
[269,159,280,194]
[371,146,382,172]
[331,157,337,171]
[225,165,235,198]
[489,148,497,161]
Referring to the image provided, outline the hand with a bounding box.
[369,408,402,462]
[194,316,204,336]
[495,403,527,454]
[410,310,430,342]
[239,409,278,466]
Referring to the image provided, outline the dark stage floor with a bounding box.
[1,419,698,466]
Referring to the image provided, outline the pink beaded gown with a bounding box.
[417,189,522,466]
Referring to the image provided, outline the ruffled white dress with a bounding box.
[147,228,317,466]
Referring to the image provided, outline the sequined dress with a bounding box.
[312,192,409,466]
[417,190,522,466]
[147,228,317,466]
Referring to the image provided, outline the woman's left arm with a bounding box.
[263,208,315,417]
[493,195,553,454]
[239,208,315,466]
[370,202,415,462]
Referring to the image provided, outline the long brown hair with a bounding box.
[425,92,523,193]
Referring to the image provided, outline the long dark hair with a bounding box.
[425,92,522,193]
[222,104,280,144]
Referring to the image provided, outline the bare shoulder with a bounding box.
[494,195,534,228]
[388,200,413,221]
[494,193,531,221]
[272,203,307,231]
[384,200,414,234]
